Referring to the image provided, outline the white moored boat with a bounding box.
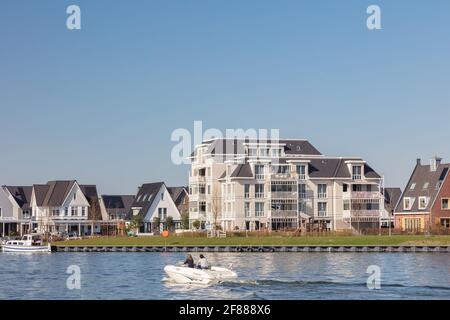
[164,264,237,285]
[2,234,51,253]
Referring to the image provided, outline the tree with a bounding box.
[211,186,222,232]
[181,212,189,230]
[192,220,201,230]
[152,217,161,234]
[166,216,174,231]
[130,215,144,233]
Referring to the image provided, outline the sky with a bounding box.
[1,0,450,194]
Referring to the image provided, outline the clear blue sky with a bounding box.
[1,1,449,194]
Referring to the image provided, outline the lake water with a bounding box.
[0,252,449,300]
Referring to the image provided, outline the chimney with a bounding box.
[416,158,421,166]
[430,156,442,172]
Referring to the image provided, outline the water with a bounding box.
[0,252,449,300]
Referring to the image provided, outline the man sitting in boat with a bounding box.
[183,254,194,268]
[196,254,210,269]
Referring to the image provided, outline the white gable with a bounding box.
[143,185,181,222]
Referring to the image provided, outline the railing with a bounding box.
[255,193,265,198]
[318,193,327,199]
[255,211,265,217]
[297,174,306,180]
[270,191,297,199]
[352,174,362,180]
[255,174,265,180]
[350,210,380,217]
[298,193,307,199]
[317,211,328,217]
[351,191,380,199]
[244,192,249,199]
[271,210,297,217]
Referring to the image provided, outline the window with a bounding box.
[0,208,2,217]
[158,208,167,220]
[271,148,281,157]
[199,184,206,194]
[423,182,429,189]
[71,207,77,216]
[404,218,422,231]
[299,201,306,213]
[442,198,449,210]
[81,207,86,216]
[352,166,362,180]
[418,197,428,210]
[343,184,348,192]
[298,184,306,198]
[207,185,211,195]
[343,200,350,211]
[248,148,258,157]
[161,192,164,200]
[244,202,250,217]
[73,193,76,200]
[255,184,264,198]
[244,184,250,198]
[441,219,450,229]
[318,202,327,217]
[403,197,412,210]
[296,165,306,179]
[52,209,60,216]
[255,165,265,180]
[259,148,269,156]
[410,183,416,190]
[318,184,327,198]
[255,202,265,217]
[65,207,69,216]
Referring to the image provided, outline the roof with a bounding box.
[131,182,165,216]
[167,187,188,206]
[3,186,32,210]
[41,180,76,207]
[395,161,450,213]
[383,188,402,212]
[202,138,322,157]
[230,164,254,178]
[308,158,381,179]
[102,195,135,214]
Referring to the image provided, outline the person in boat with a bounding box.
[196,254,210,269]
[183,254,195,268]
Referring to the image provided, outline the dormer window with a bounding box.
[296,165,306,180]
[271,148,282,157]
[404,197,413,210]
[422,182,429,190]
[410,183,416,190]
[418,197,428,210]
[352,166,362,180]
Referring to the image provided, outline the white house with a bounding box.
[130,182,182,233]
[0,186,33,237]
[30,180,102,235]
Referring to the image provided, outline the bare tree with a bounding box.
[211,186,222,236]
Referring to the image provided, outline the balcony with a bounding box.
[351,191,380,199]
[271,210,297,218]
[255,174,265,180]
[189,175,206,184]
[255,193,265,199]
[351,210,380,218]
[297,174,306,180]
[318,193,327,199]
[270,191,297,199]
[317,211,328,217]
[244,192,249,199]
[352,174,362,180]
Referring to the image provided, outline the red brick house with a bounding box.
[394,157,450,232]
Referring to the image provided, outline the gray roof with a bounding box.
[131,182,165,216]
[308,158,381,179]
[4,186,32,211]
[395,161,450,213]
[383,188,402,213]
[202,138,322,157]
[33,181,98,208]
[230,164,254,178]
[167,187,188,206]
[102,195,135,211]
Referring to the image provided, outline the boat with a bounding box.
[2,233,51,253]
[164,264,237,285]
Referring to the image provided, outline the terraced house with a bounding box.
[188,138,384,232]
[394,157,450,232]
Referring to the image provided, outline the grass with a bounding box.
[52,235,450,246]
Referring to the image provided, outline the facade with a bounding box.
[380,187,402,228]
[0,186,33,236]
[30,180,103,235]
[394,157,450,232]
[168,187,189,217]
[100,195,135,221]
[130,182,182,233]
[188,138,384,232]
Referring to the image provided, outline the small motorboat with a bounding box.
[2,233,51,253]
[164,264,237,285]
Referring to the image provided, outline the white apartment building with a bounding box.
[188,138,384,232]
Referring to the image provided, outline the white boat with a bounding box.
[2,234,51,253]
[164,264,237,285]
